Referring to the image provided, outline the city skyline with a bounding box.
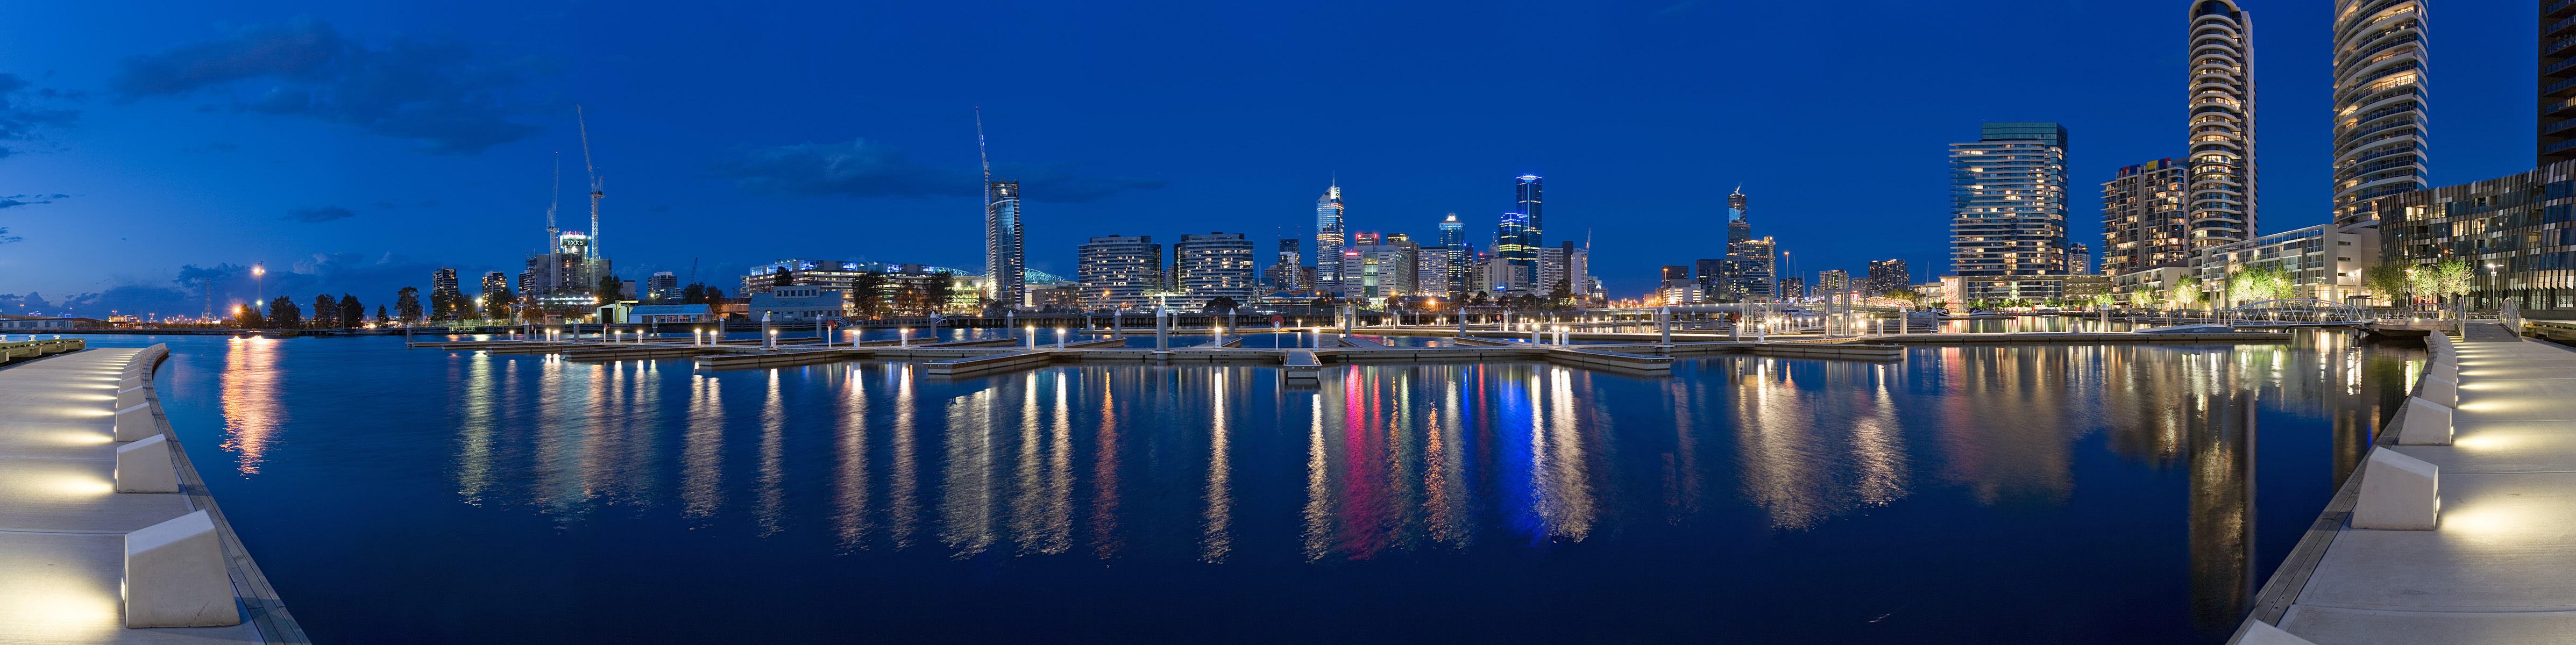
[0,1,2553,316]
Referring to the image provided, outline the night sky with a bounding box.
[0,1,2546,318]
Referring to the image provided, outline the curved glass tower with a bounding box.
[1314,184,1346,296]
[2187,1,2256,248]
[2330,0,2427,227]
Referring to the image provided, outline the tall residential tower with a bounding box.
[1950,123,2071,302]
[2329,0,2427,229]
[2188,0,2258,247]
[979,115,1025,308]
[1315,184,1347,296]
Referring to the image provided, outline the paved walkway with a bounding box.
[0,347,294,643]
[2247,324,2576,643]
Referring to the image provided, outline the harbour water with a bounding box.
[80,331,2413,643]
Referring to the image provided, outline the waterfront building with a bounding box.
[618,304,716,324]
[645,272,678,303]
[1951,122,2073,302]
[1726,238,1778,300]
[2069,243,2093,275]
[1818,269,1849,292]
[741,260,973,316]
[1416,246,1450,299]
[2191,224,2380,305]
[2063,274,2112,302]
[1350,234,1420,299]
[2373,159,2576,310]
[1027,280,1082,311]
[2102,159,2192,275]
[985,180,1026,309]
[1657,276,1703,305]
[2546,1,2576,164]
[1315,183,1347,296]
[523,230,605,307]
[1174,233,1260,305]
[480,271,508,298]
[1535,242,1589,298]
[1780,276,1806,299]
[2189,0,2259,247]
[747,286,846,321]
[2113,266,2195,307]
[1078,235,1164,309]
[431,268,461,314]
[1865,259,1911,296]
[1269,239,1303,292]
[2329,0,2427,230]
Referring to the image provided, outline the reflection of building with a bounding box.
[2185,367,2256,638]
[1951,122,2071,302]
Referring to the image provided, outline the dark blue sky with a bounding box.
[0,0,2545,317]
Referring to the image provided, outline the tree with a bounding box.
[2172,276,2205,310]
[375,305,389,326]
[1467,291,1490,307]
[339,293,363,328]
[850,273,889,318]
[232,304,265,328]
[1548,279,1572,305]
[2432,258,2473,302]
[705,286,725,300]
[395,287,423,323]
[483,286,516,322]
[311,294,339,328]
[681,283,707,305]
[1207,296,1241,311]
[448,290,478,320]
[926,272,956,314]
[268,297,302,328]
[2364,263,2412,305]
[596,274,626,302]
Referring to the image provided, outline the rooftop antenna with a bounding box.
[578,106,604,264]
[687,257,698,289]
[545,153,560,251]
[975,107,991,184]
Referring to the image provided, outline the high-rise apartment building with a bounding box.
[1662,266,1690,281]
[2188,1,2259,247]
[644,272,678,302]
[1951,122,2072,301]
[431,267,460,304]
[1865,260,1911,296]
[2330,0,2426,229]
[2545,2,2576,164]
[2101,159,2191,275]
[480,272,509,304]
[1516,174,1544,252]
[1693,259,1724,299]
[1174,233,1259,305]
[2069,243,2092,275]
[1493,211,1535,293]
[1078,235,1163,309]
[985,180,1025,308]
[1536,242,1588,297]
[1270,239,1303,292]
[1315,183,1347,296]
[1780,277,1806,299]
[1818,270,1849,292]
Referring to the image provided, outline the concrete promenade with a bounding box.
[2237,323,2576,643]
[0,346,303,643]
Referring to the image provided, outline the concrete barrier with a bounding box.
[2352,448,2440,531]
[2427,361,2456,383]
[2397,397,2452,446]
[123,511,243,627]
[2239,620,2319,644]
[116,385,145,409]
[2416,374,2457,407]
[113,403,158,442]
[115,434,180,493]
[118,375,144,391]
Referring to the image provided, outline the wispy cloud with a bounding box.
[709,138,1165,203]
[0,73,81,159]
[111,17,544,155]
[281,205,356,223]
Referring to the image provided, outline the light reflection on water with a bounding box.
[134,329,2420,643]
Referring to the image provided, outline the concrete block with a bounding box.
[2239,621,2319,645]
[2416,374,2457,407]
[123,511,242,627]
[116,386,145,409]
[2426,361,2456,383]
[2398,397,2452,446]
[2352,448,2440,530]
[118,375,144,390]
[115,434,179,493]
[113,403,157,442]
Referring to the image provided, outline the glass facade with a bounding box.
[1950,123,2071,302]
[2375,160,2576,310]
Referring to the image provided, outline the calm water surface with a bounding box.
[76,331,2416,643]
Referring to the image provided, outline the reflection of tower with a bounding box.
[2187,359,2257,638]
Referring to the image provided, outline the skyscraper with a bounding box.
[1950,122,2071,302]
[1174,233,1259,305]
[1315,183,1346,296]
[980,115,1025,309]
[1493,211,1534,292]
[1438,213,1466,296]
[2188,1,2258,247]
[2329,0,2426,229]
[431,267,460,312]
[1727,187,1751,243]
[1818,269,1848,292]
[2545,2,2576,164]
[1077,235,1162,309]
[1516,175,1544,250]
[2069,243,2092,275]
[1720,187,1776,299]
[2100,159,2191,276]
[1271,239,1303,292]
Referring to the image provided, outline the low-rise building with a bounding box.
[2190,224,2379,306]
[2112,267,2195,307]
[748,286,846,321]
[0,316,104,330]
[2061,274,2111,301]
[621,304,716,324]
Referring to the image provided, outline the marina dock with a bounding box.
[0,343,304,643]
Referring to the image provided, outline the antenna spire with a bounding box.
[545,153,560,250]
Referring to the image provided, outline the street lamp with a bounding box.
[252,262,265,313]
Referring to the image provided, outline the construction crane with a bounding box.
[577,106,605,274]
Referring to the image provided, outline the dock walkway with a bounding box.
[0,345,303,643]
[2237,323,2576,644]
